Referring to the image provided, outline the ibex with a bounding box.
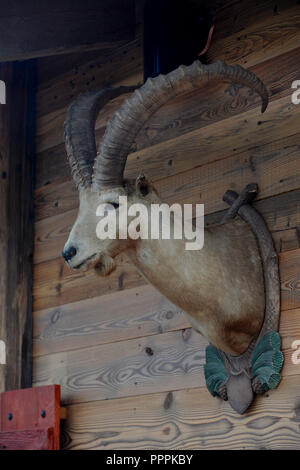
[63,61,282,414]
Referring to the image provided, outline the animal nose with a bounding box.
[62,246,77,261]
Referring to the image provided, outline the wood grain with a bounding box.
[155,134,300,211]
[33,308,300,405]
[34,3,300,154]
[0,429,54,450]
[0,385,60,450]
[35,70,142,154]
[33,271,300,357]
[33,328,208,404]
[61,374,300,450]
[132,46,300,153]
[273,229,300,254]
[33,252,145,311]
[35,93,135,188]
[34,208,77,265]
[126,95,300,183]
[35,39,142,147]
[214,0,298,42]
[208,5,300,68]
[33,285,188,357]
[280,248,300,311]
[0,61,35,392]
[0,0,135,62]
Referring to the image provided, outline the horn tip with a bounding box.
[261,99,268,113]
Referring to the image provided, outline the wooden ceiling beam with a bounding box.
[0,0,135,62]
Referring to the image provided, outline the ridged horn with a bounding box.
[93,60,269,190]
[64,86,137,190]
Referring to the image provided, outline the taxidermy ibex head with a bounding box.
[63,60,283,414]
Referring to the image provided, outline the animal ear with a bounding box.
[136,174,150,197]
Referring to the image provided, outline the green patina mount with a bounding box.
[205,331,284,399]
[203,184,282,414]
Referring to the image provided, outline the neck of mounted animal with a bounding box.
[125,216,265,356]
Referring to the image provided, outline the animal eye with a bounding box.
[104,202,119,214]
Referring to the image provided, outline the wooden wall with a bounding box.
[32,0,300,449]
[0,61,35,393]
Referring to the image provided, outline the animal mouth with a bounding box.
[72,253,99,270]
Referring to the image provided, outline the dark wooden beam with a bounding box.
[0,0,135,62]
[0,60,36,392]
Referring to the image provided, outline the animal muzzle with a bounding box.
[62,246,77,262]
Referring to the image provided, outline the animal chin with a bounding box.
[94,253,116,277]
[72,253,100,270]
[72,252,116,276]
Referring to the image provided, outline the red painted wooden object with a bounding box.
[0,429,54,450]
[0,385,60,450]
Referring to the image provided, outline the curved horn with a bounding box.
[64,86,137,190]
[93,60,269,190]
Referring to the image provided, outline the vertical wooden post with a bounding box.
[0,60,36,393]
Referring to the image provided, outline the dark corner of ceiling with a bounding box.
[143,0,218,81]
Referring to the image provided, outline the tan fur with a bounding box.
[63,177,265,355]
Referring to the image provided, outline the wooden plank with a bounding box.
[33,185,300,266]
[37,48,119,85]
[0,429,54,450]
[32,308,300,405]
[33,274,300,358]
[204,190,300,254]
[35,179,78,223]
[204,188,300,231]
[34,209,76,265]
[208,4,300,68]
[132,46,300,153]
[34,129,300,223]
[35,45,300,187]
[36,0,143,86]
[33,328,207,404]
[61,374,300,449]
[0,61,36,392]
[126,95,300,183]
[0,0,135,62]
[273,229,300,254]
[35,93,135,188]
[35,38,142,132]
[33,253,145,312]
[214,0,298,42]
[156,135,300,211]
[34,4,300,153]
[0,385,60,449]
[280,248,300,311]
[33,285,188,357]
[36,74,141,154]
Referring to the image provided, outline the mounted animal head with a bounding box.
[62,60,268,274]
